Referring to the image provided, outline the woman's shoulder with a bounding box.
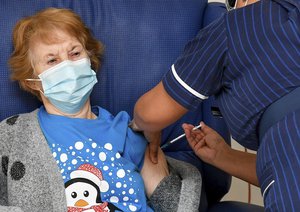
[0,109,40,152]
[0,109,39,129]
[96,106,131,122]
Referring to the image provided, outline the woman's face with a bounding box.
[30,29,88,75]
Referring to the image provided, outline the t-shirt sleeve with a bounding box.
[115,112,147,171]
[162,15,228,110]
[123,129,147,171]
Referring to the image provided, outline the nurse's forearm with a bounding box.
[133,81,188,132]
[215,147,259,186]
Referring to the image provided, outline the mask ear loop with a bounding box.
[24,78,44,93]
[26,58,44,93]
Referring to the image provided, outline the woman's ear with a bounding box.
[23,79,43,91]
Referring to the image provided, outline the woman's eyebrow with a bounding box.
[43,52,58,60]
[68,44,82,52]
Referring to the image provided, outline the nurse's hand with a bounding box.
[143,131,161,164]
[129,120,161,164]
[182,121,230,166]
[183,121,259,186]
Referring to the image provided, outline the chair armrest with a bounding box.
[208,201,264,212]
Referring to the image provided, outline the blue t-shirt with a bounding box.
[38,106,153,212]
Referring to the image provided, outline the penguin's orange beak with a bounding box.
[75,199,89,207]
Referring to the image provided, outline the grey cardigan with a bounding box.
[0,110,201,212]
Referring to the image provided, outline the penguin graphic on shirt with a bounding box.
[65,164,121,212]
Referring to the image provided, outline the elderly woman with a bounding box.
[0,8,200,212]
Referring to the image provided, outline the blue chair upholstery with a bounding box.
[0,1,263,211]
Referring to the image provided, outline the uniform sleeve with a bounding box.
[162,15,228,110]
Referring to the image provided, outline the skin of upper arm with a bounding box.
[140,146,169,197]
[134,81,188,132]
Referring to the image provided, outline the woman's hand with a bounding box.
[182,121,230,166]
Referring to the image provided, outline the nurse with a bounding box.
[132,0,300,210]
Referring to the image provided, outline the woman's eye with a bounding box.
[47,58,57,65]
[72,52,81,57]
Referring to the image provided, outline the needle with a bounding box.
[161,124,201,149]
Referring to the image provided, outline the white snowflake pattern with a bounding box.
[51,139,140,212]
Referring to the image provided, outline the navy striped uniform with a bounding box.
[163,0,300,211]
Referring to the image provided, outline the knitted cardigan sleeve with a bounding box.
[0,115,24,212]
[0,111,67,212]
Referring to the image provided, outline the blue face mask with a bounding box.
[37,58,97,114]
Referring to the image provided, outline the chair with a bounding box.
[0,1,263,211]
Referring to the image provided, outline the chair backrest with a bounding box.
[0,1,230,210]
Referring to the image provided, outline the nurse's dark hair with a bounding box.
[9,7,104,97]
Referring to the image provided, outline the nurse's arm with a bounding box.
[218,145,258,186]
[133,81,188,163]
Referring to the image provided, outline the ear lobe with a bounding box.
[23,79,42,91]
